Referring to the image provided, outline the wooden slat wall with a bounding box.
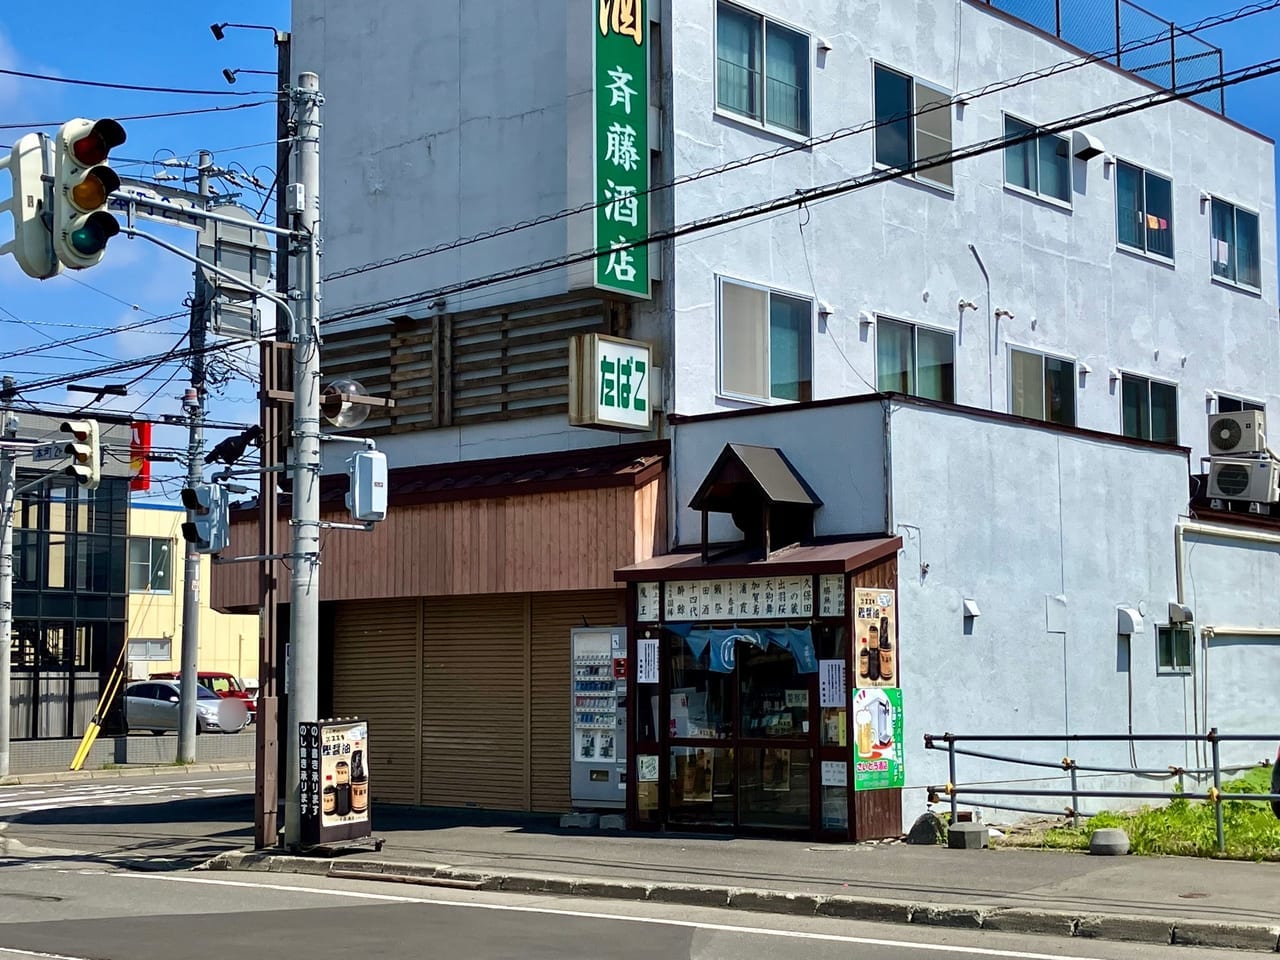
[332,599,420,804]
[421,595,530,810]
[528,591,625,813]
[850,555,901,840]
[322,326,395,433]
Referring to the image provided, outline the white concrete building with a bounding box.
[261,0,1280,837]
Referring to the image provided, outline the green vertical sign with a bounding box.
[593,0,650,298]
[852,687,905,791]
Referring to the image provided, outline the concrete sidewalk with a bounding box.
[206,810,1280,953]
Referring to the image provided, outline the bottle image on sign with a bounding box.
[351,749,369,815]
[334,759,351,816]
[322,776,336,815]
[877,616,894,682]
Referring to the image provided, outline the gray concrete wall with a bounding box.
[7,730,256,776]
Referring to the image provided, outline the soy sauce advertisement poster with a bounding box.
[321,720,370,828]
[854,588,897,689]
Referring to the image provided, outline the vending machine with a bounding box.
[570,627,627,809]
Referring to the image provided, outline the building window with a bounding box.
[716,2,810,135]
[128,537,173,593]
[128,637,172,661]
[1121,374,1178,444]
[1116,161,1173,259]
[1157,625,1193,674]
[1210,198,1261,290]
[718,278,813,403]
[1003,116,1070,204]
[873,64,953,189]
[1216,394,1265,414]
[1010,348,1076,426]
[876,318,955,402]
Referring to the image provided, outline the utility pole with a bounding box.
[284,71,322,850]
[0,377,16,778]
[178,150,214,763]
[256,28,291,849]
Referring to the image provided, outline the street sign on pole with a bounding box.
[197,204,273,343]
[31,442,62,462]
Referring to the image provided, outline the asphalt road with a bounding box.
[0,869,1250,960]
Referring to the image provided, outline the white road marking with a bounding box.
[0,949,93,960]
[0,776,250,812]
[117,873,1120,960]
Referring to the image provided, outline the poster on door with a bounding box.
[854,588,897,688]
[852,687,903,791]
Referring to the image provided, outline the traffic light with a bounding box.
[52,118,126,270]
[180,483,229,554]
[0,133,60,279]
[60,419,100,490]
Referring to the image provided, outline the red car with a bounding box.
[150,671,256,722]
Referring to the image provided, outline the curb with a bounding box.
[202,851,1280,953]
[0,761,254,786]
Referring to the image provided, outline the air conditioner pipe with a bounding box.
[968,244,992,410]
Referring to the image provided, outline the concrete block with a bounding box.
[572,880,652,901]
[599,814,626,831]
[815,897,914,924]
[947,822,989,849]
[1088,827,1130,856]
[911,905,987,928]
[983,908,1077,938]
[559,812,600,829]
[499,873,576,895]
[728,889,821,916]
[647,884,731,908]
[1076,914,1173,944]
[1172,921,1280,951]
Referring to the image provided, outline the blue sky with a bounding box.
[0,1,1276,503]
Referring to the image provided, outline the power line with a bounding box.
[0,66,276,97]
[0,100,277,132]
[0,311,188,363]
[322,54,1280,326]
[11,337,254,396]
[320,0,1280,285]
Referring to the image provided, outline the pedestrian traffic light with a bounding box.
[52,118,126,270]
[180,483,229,554]
[60,419,100,490]
[0,133,60,280]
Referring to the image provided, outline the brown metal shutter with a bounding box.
[421,595,530,810]
[529,590,624,813]
[332,598,420,805]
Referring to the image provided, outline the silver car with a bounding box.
[124,680,249,734]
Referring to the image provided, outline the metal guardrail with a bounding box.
[924,730,1280,852]
[981,0,1227,115]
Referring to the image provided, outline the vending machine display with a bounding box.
[570,627,627,809]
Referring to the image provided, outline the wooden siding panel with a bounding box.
[332,599,420,805]
[421,595,529,810]
[529,591,624,813]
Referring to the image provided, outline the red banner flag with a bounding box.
[129,421,152,491]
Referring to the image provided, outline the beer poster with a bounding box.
[852,687,904,791]
[854,588,897,688]
[300,718,372,848]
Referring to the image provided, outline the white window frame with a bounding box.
[1118,371,1179,444]
[1007,345,1078,426]
[716,275,815,405]
[128,536,173,594]
[713,1,813,139]
[1214,392,1266,414]
[871,61,955,193]
[874,315,957,403]
[1114,157,1176,263]
[1207,194,1262,293]
[1001,113,1072,209]
[127,637,173,662]
[1156,624,1193,675]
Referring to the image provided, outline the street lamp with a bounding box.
[210,22,288,44]
[222,68,276,85]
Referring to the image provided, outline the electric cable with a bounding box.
[0,66,277,97]
[0,311,188,363]
[0,100,277,132]
[321,0,1280,284]
[322,54,1280,327]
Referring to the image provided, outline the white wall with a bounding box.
[668,0,1279,466]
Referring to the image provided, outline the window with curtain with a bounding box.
[1010,348,1076,426]
[1116,161,1173,259]
[873,65,953,189]
[716,3,810,135]
[1003,115,1070,203]
[1210,198,1261,289]
[1121,374,1178,444]
[876,318,955,402]
[718,278,812,403]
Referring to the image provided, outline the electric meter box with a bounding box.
[346,449,388,522]
[570,627,627,809]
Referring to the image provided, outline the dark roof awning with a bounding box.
[615,535,901,581]
[689,443,822,512]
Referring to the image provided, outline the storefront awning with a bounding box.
[615,535,901,581]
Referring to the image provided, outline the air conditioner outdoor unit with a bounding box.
[1208,457,1280,502]
[1208,410,1267,455]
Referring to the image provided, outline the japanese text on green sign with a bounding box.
[594,0,650,298]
